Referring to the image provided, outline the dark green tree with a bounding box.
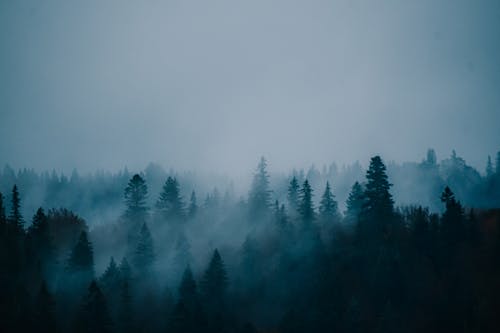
[298,179,315,224]
[124,174,149,223]
[26,208,54,281]
[118,280,134,333]
[118,257,132,283]
[133,223,155,273]
[486,155,494,178]
[179,266,199,312]
[74,281,113,333]
[33,281,59,333]
[319,181,340,223]
[188,190,198,219]
[99,257,121,294]
[440,186,465,246]
[345,181,364,223]
[287,176,300,215]
[9,185,24,232]
[67,231,95,290]
[0,192,5,226]
[362,156,394,219]
[201,249,228,311]
[248,157,272,215]
[157,176,185,221]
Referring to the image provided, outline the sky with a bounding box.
[1,0,499,176]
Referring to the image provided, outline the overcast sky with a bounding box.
[1,0,499,176]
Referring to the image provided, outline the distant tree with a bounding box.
[298,180,315,224]
[274,200,288,229]
[117,281,134,333]
[74,281,113,333]
[33,281,59,333]
[26,208,54,279]
[287,176,300,214]
[118,257,132,283]
[156,177,185,221]
[201,249,228,311]
[67,231,95,285]
[9,185,24,232]
[426,148,437,166]
[124,174,149,224]
[188,190,198,219]
[319,181,340,223]
[133,223,155,273]
[248,157,272,215]
[0,192,5,226]
[359,156,394,239]
[99,257,121,294]
[486,155,494,178]
[179,266,199,311]
[440,186,465,246]
[345,182,364,223]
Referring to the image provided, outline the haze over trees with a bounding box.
[1,151,500,332]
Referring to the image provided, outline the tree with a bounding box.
[319,181,340,223]
[298,179,315,224]
[440,186,465,246]
[124,174,148,223]
[156,177,185,221]
[345,182,364,223]
[99,257,121,294]
[486,155,494,178]
[74,281,113,333]
[118,257,132,283]
[0,192,6,226]
[248,157,272,215]
[201,249,228,311]
[33,281,59,333]
[179,266,199,312]
[67,231,95,286]
[188,190,198,219]
[133,223,155,273]
[9,185,24,232]
[117,280,134,333]
[287,176,300,215]
[425,148,437,166]
[359,156,394,239]
[26,208,54,280]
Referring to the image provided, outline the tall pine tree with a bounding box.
[319,181,340,224]
[248,157,272,216]
[156,177,185,221]
[298,180,315,225]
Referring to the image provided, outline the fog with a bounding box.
[1,0,499,176]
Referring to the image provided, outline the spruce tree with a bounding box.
[27,208,54,278]
[440,186,465,246]
[188,190,198,219]
[156,177,185,221]
[33,281,59,333]
[287,176,300,214]
[298,180,315,224]
[118,257,132,283]
[124,174,149,223]
[118,280,134,333]
[486,155,494,178]
[179,266,199,311]
[67,231,95,288]
[0,192,5,226]
[201,249,228,311]
[248,157,272,215]
[74,281,113,333]
[319,181,340,223]
[133,223,155,273]
[345,182,364,223]
[99,257,121,293]
[9,185,24,232]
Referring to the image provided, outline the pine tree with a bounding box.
[124,174,149,223]
[287,176,300,214]
[486,155,494,178]
[9,185,24,232]
[440,186,465,246]
[100,257,121,293]
[0,192,6,226]
[27,207,54,279]
[201,249,228,311]
[248,157,272,215]
[345,182,364,223]
[118,280,134,333]
[319,181,340,223]
[33,281,59,333]
[156,177,185,221]
[188,190,198,219]
[133,223,155,273]
[298,180,315,224]
[67,231,95,291]
[74,281,113,333]
[118,257,132,284]
[179,266,199,311]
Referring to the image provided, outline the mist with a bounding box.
[1,0,499,175]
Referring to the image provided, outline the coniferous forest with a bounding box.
[1,151,500,333]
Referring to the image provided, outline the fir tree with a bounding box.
[486,155,494,178]
[133,223,155,273]
[201,249,228,311]
[319,181,340,223]
[298,179,315,224]
[9,185,24,232]
[74,281,113,333]
[362,156,394,219]
[248,157,272,215]
[287,176,300,214]
[124,174,149,223]
[118,257,132,284]
[67,231,95,287]
[118,280,134,333]
[156,177,185,221]
[345,181,364,223]
[188,190,198,219]
[179,266,199,311]
[0,192,5,226]
[27,207,54,278]
[440,186,465,246]
[99,257,121,293]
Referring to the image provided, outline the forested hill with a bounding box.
[1,153,500,332]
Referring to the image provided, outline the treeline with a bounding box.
[1,154,500,332]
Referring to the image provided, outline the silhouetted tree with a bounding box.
[248,157,272,216]
[74,281,112,333]
[67,231,95,289]
[99,257,121,295]
[118,280,134,333]
[298,180,315,225]
[319,181,340,224]
[287,176,300,216]
[9,185,24,232]
[345,181,364,223]
[201,249,228,312]
[156,176,185,221]
[26,208,54,281]
[133,223,155,273]
[486,155,494,178]
[124,174,148,224]
[440,186,465,247]
[188,190,198,219]
[179,266,199,311]
[33,281,59,333]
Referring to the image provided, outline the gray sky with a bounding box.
[1,0,499,176]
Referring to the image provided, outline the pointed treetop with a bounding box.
[9,184,24,231]
[319,181,339,222]
[298,179,315,223]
